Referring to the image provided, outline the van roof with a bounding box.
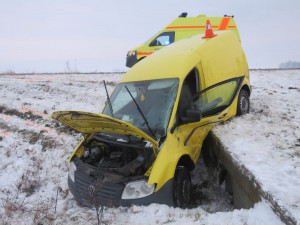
[162,15,240,41]
[121,30,246,84]
[166,15,235,29]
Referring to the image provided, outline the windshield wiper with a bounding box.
[125,85,156,139]
[103,80,114,118]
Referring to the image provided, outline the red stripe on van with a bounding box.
[166,24,235,30]
[166,26,206,29]
[137,52,154,56]
[218,17,231,30]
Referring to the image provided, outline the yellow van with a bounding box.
[52,28,250,208]
[126,13,240,67]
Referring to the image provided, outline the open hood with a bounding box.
[52,111,158,147]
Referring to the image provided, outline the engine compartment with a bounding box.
[80,134,155,177]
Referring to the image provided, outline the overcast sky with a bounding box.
[0,0,299,73]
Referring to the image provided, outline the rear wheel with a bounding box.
[173,167,191,208]
[237,89,250,115]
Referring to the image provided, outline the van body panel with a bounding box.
[53,28,250,207]
[123,31,248,85]
[126,14,240,67]
[52,111,158,147]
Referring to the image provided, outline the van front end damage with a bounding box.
[52,111,175,207]
[68,157,174,207]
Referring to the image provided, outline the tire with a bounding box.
[173,167,191,208]
[237,89,250,116]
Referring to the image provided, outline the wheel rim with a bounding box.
[240,94,249,114]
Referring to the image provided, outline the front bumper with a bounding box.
[68,160,174,207]
[126,54,138,68]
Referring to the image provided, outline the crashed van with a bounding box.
[126,13,240,67]
[52,24,250,208]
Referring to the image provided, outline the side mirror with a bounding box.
[170,109,202,134]
[180,109,202,124]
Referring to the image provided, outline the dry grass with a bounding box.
[0,105,42,121]
[16,164,42,197]
[99,80,117,87]
[41,135,58,151]
[53,122,75,134]
[0,189,56,224]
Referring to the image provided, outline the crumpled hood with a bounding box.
[51,111,158,147]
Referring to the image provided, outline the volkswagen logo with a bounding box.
[88,185,95,197]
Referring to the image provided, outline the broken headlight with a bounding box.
[68,161,76,182]
[121,180,155,200]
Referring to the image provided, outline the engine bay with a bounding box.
[80,133,156,177]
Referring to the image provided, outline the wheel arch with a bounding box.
[148,147,195,191]
[176,154,195,171]
[241,84,251,97]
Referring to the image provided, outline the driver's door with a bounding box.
[176,76,244,162]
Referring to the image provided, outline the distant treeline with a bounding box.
[279,61,300,69]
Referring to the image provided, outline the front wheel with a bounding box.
[173,167,191,208]
[237,89,250,116]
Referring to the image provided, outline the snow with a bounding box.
[213,69,300,223]
[0,70,295,224]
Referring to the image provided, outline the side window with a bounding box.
[193,77,242,117]
[178,69,199,120]
[149,32,175,47]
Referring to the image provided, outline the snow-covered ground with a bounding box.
[213,69,300,223]
[0,70,297,224]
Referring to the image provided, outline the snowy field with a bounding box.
[213,69,300,223]
[0,70,298,224]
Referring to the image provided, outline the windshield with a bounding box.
[144,31,160,44]
[103,78,179,139]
